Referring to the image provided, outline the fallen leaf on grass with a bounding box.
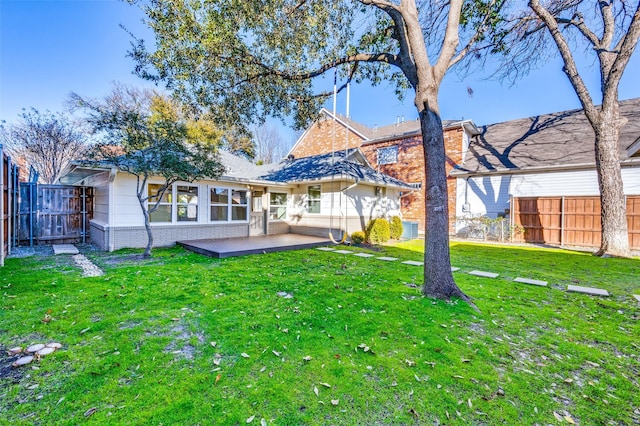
[246,415,255,423]
[553,411,563,422]
[405,359,416,367]
[564,378,574,384]
[313,386,319,397]
[272,350,281,357]
[210,341,217,347]
[260,419,267,426]
[564,415,575,424]
[215,374,221,385]
[241,353,250,358]
[408,408,419,419]
[320,382,331,388]
[303,356,312,362]
[330,399,339,406]
[84,407,97,417]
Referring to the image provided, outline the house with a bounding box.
[289,109,481,231]
[452,97,640,249]
[58,149,411,251]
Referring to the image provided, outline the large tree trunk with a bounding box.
[419,101,470,301]
[594,110,630,257]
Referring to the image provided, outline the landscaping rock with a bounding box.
[7,347,22,356]
[26,344,45,353]
[72,254,104,277]
[12,356,34,367]
[36,347,55,356]
[46,342,62,349]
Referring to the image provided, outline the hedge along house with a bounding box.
[451,97,640,250]
[288,108,481,232]
[58,149,411,251]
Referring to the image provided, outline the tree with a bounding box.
[502,1,640,257]
[0,109,87,184]
[71,86,225,257]
[128,0,506,302]
[252,123,290,165]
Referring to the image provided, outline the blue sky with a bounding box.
[2,0,640,142]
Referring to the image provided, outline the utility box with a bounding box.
[401,221,419,240]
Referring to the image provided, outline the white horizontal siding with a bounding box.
[456,175,511,218]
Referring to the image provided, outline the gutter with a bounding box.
[451,157,640,178]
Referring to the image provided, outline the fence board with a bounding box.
[512,196,639,250]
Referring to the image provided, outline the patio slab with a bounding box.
[316,247,336,251]
[567,285,610,297]
[468,270,499,278]
[333,250,353,254]
[52,244,79,255]
[632,294,640,302]
[514,277,548,287]
[451,267,460,272]
[353,253,375,258]
[401,260,423,266]
[376,257,399,261]
[178,234,331,258]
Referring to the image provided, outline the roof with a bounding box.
[288,108,480,156]
[454,97,640,176]
[257,149,412,189]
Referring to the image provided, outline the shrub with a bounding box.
[350,231,365,245]
[389,216,403,239]
[365,218,391,244]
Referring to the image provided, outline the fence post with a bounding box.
[1,145,5,266]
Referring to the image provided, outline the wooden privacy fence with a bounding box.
[1,145,20,266]
[511,196,640,250]
[19,184,94,245]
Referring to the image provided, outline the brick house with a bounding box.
[289,109,480,231]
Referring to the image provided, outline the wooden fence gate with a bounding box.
[19,184,94,245]
[1,145,20,266]
[511,196,640,250]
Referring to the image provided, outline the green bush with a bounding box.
[389,216,403,239]
[365,218,391,244]
[350,231,365,245]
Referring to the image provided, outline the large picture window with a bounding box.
[210,187,248,222]
[377,145,398,165]
[269,192,288,220]
[307,185,321,214]
[148,183,172,223]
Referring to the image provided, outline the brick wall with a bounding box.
[290,118,365,159]
[361,127,465,232]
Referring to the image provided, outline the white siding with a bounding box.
[456,175,511,218]
[92,184,110,224]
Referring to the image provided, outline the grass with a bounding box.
[0,241,638,425]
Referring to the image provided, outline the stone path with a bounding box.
[316,246,626,299]
[52,244,104,277]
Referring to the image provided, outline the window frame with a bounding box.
[307,185,321,214]
[377,145,398,165]
[269,192,288,221]
[209,186,249,223]
[147,183,173,223]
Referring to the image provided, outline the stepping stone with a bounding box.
[567,285,609,297]
[514,277,548,287]
[632,294,640,302]
[316,247,336,251]
[469,270,499,278]
[52,244,79,255]
[353,253,375,258]
[451,267,460,272]
[401,260,423,266]
[333,250,353,254]
[376,257,399,261]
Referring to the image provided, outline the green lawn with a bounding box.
[1,241,638,425]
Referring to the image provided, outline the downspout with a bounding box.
[108,168,117,251]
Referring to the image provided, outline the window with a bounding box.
[176,185,198,222]
[252,191,263,212]
[231,189,248,220]
[210,187,248,222]
[148,183,172,223]
[307,185,321,214]
[377,146,398,165]
[269,192,288,220]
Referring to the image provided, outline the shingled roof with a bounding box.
[257,150,412,189]
[454,97,640,175]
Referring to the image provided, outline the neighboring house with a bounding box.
[452,97,640,249]
[289,109,481,231]
[58,149,411,251]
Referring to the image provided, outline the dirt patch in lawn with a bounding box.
[0,350,26,383]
